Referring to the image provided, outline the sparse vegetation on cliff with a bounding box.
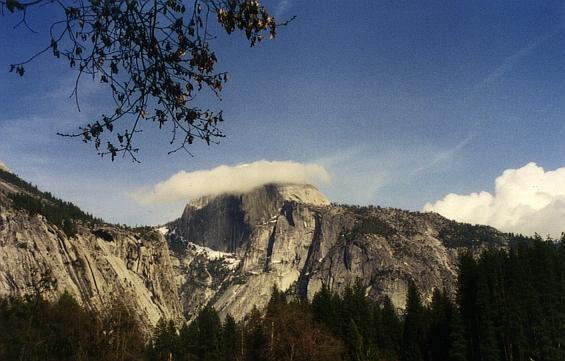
[1,169,103,236]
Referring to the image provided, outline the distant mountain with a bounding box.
[0,169,508,328]
[166,183,508,319]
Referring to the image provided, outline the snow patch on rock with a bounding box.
[186,242,240,269]
[156,226,169,235]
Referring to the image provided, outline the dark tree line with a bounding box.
[148,288,344,361]
[0,292,145,361]
[1,235,564,361]
[457,236,565,361]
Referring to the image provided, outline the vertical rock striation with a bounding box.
[0,173,183,329]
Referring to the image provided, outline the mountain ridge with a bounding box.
[0,170,509,327]
[166,182,508,318]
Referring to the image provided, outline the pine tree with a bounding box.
[150,319,179,361]
[379,295,402,360]
[476,265,500,361]
[401,281,427,361]
[346,319,366,361]
[457,252,480,361]
[428,289,450,361]
[265,284,287,317]
[371,303,383,358]
[312,283,339,334]
[221,314,240,361]
[447,303,468,361]
[195,306,223,361]
[244,306,266,361]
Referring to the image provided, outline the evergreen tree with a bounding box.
[345,319,366,361]
[371,303,383,356]
[447,303,468,361]
[401,281,428,361]
[221,314,240,361]
[428,289,450,361]
[457,252,481,361]
[379,295,402,360]
[244,306,266,361]
[193,306,223,361]
[312,283,339,334]
[265,284,287,317]
[150,319,179,361]
[476,272,500,361]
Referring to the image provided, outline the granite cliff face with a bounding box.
[167,183,508,319]
[0,170,508,326]
[0,171,183,329]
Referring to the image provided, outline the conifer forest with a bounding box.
[1,236,563,361]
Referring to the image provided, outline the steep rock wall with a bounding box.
[0,204,183,328]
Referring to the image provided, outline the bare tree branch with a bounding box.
[3,0,292,161]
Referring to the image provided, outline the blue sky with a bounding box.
[1,0,565,229]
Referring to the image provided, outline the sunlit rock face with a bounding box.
[0,176,183,330]
[167,183,508,319]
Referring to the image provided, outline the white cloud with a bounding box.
[424,162,565,237]
[130,160,331,204]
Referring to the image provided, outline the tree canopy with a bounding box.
[2,0,291,161]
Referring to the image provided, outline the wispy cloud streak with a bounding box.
[475,25,565,90]
[410,133,475,176]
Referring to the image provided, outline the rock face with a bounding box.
[0,172,183,329]
[167,183,508,319]
[173,184,330,253]
[0,170,508,326]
